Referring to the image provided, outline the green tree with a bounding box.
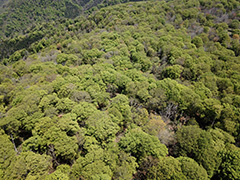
[147,156,186,180]
[71,102,97,123]
[177,157,209,180]
[40,126,78,163]
[176,126,221,178]
[113,151,138,180]
[70,143,113,180]
[56,53,78,65]
[3,151,51,180]
[85,111,120,142]
[215,148,240,180]
[192,36,203,48]
[0,104,27,137]
[108,94,132,125]
[44,170,69,180]
[161,65,183,79]
[119,128,168,161]
[0,130,16,179]
[56,98,75,114]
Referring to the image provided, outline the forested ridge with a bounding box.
[0,0,240,179]
[0,0,140,38]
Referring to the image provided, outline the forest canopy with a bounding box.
[0,0,240,179]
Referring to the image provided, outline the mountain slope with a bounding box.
[0,0,240,179]
[0,0,81,37]
[0,0,142,38]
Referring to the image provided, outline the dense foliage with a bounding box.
[0,0,240,179]
[0,0,139,38]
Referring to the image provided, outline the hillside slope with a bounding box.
[0,0,240,179]
[0,0,144,59]
[0,0,141,38]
